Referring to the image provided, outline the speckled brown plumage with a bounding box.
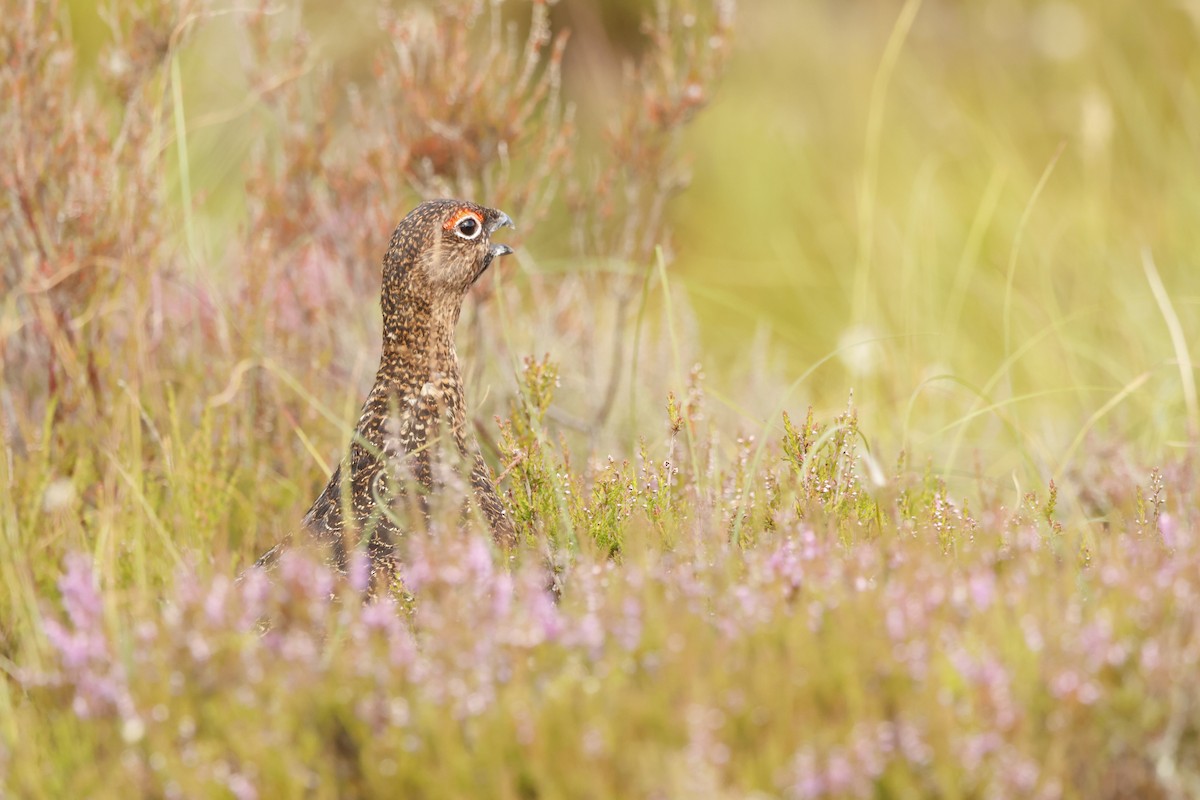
[258,199,516,581]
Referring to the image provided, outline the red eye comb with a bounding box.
[444,208,483,231]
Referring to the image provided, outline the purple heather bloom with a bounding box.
[42,555,133,720]
[969,569,996,611]
[896,723,931,765]
[786,748,825,800]
[615,597,643,651]
[204,575,231,626]
[348,551,371,595]
[226,773,258,800]
[237,568,271,631]
[960,732,1001,771]
[886,605,906,642]
[399,545,434,593]
[1157,512,1178,548]
[491,572,514,619]
[825,751,855,794]
[1050,670,1080,699]
[529,589,564,643]
[58,553,102,631]
[768,537,805,591]
[465,536,494,583]
[573,611,605,653]
[361,598,400,631]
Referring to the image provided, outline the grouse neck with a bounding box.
[377,280,464,388]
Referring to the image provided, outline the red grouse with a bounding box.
[259,200,517,581]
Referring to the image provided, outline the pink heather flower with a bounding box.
[573,612,605,653]
[825,751,855,794]
[616,597,643,651]
[237,568,271,631]
[896,723,931,765]
[361,598,401,632]
[187,633,212,664]
[846,725,883,778]
[1021,615,1044,653]
[786,748,824,800]
[468,685,497,718]
[1157,512,1178,548]
[684,705,729,768]
[1078,619,1113,673]
[278,552,311,590]
[389,627,417,670]
[348,551,371,595]
[226,773,258,800]
[134,621,157,646]
[465,537,494,583]
[42,554,133,720]
[1004,755,1040,792]
[960,732,1001,771]
[734,584,766,626]
[310,564,336,603]
[388,698,411,728]
[491,572,514,619]
[1140,639,1162,672]
[204,576,231,626]
[42,617,99,681]
[275,552,336,615]
[279,631,318,666]
[1077,680,1101,705]
[1037,779,1065,800]
[274,244,336,333]
[885,606,906,642]
[356,598,415,669]
[874,722,896,757]
[1099,564,1122,587]
[969,570,996,611]
[807,601,825,633]
[58,553,102,632]
[581,727,605,758]
[924,583,946,610]
[399,545,433,594]
[529,589,564,643]
[887,638,926,682]
[1010,526,1032,552]
[768,538,804,591]
[903,596,927,636]
[1050,670,1080,699]
[799,528,822,561]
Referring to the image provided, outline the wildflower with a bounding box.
[1157,512,1178,548]
[348,551,371,595]
[41,555,134,720]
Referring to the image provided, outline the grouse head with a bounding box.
[383,199,515,305]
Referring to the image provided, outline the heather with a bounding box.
[4,1,1200,798]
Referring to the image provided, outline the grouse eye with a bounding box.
[455,216,480,240]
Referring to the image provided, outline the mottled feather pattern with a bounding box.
[259,200,516,583]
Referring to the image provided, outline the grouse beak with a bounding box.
[475,210,515,283]
[487,210,515,260]
[487,210,515,235]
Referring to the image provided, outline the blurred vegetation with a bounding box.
[46,0,1200,477]
[676,0,1200,469]
[3,0,1200,796]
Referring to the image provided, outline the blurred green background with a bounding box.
[673,0,1200,477]
[59,0,1200,478]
